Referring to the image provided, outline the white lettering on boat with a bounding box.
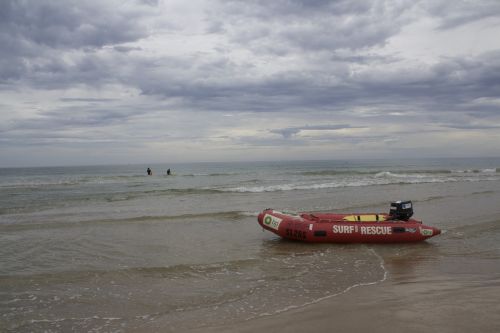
[332,225,355,234]
[360,226,392,235]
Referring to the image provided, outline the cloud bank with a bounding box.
[1,0,500,166]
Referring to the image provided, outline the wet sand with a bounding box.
[194,263,500,333]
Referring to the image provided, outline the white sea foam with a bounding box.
[455,168,497,173]
[222,175,462,193]
[375,171,428,179]
[249,247,388,320]
[375,171,401,178]
[226,182,345,193]
[0,179,81,188]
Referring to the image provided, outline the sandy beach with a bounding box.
[194,270,500,333]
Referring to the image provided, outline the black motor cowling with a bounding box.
[389,200,413,221]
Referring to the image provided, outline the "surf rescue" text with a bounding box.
[332,225,392,235]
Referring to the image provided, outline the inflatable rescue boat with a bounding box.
[257,201,440,243]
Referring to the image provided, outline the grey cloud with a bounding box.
[139,0,160,6]
[113,46,143,53]
[348,51,500,114]
[214,0,412,52]
[218,0,373,20]
[5,105,145,136]
[441,124,500,130]
[0,0,154,82]
[2,0,500,155]
[119,2,499,117]
[27,55,108,89]
[5,0,498,118]
[424,0,500,30]
[270,124,361,139]
[232,132,395,148]
[0,0,150,49]
[3,0,499,103]
[60,98,117,103]
[136,49,500,118]
[330,52,398,65]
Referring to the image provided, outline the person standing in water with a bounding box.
[147,167,152,176]
[167,168,171,175]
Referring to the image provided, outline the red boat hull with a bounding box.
[257,209,440,243]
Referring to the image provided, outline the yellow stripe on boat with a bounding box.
[342,214,388,222]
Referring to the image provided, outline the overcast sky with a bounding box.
[1,0,500,167]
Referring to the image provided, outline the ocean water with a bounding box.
[1,158,500,332]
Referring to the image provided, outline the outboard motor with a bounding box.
[389,200,413,221]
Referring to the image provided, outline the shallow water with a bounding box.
[1,158,500,332]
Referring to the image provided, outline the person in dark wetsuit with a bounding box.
[147,167,152,176]
[167,168,171,175]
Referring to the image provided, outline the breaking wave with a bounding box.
[222,174,498,193]
[300,169,453,176]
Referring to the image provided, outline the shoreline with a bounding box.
[190,264,499,333]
